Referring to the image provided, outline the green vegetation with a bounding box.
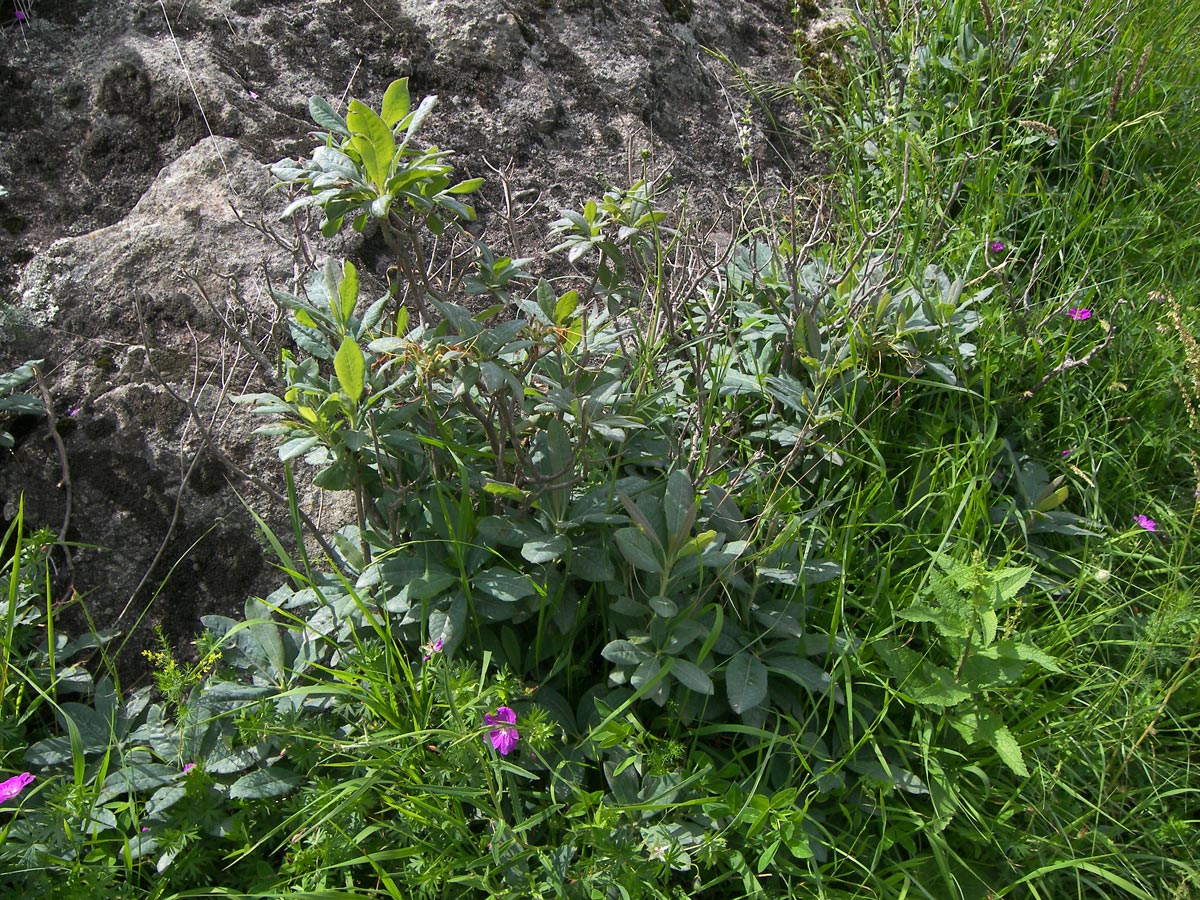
[3,0,1199,896]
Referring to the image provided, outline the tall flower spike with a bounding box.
[484,706,519,756]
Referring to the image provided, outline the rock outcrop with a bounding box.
[0,0,817,675]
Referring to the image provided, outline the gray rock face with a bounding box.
[0,0,818,676]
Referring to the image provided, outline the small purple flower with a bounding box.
[1133,514,1157,532]
[0,772,34,803]
[182,762,196,774]
[14,10,27,22]
[247,89,259,100]
[1066,307,1092,321]
[422,637,444,661]
[67,405,81,417]
[1061,449,1072,458]
[988,239,1006,254]
[484,706,519,756]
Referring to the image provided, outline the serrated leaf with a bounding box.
[725,652,768,715]
[907,664,971,709]
[229,767,301,800]
[900,601,969,639]
[381,77,411,127]
[334,336,365,406]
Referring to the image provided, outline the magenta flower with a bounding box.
[422,637,444,661]
[182,762,196,774]
[1066,307,1092,321]
[1061,449,1073,458]
[14,10,26,22]
[1134,514,1157,532]
[0,772,34,803]
[988,239,1006,253]
[484,706,519,756]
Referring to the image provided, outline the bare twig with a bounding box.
[31,365,72,567]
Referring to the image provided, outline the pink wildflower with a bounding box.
[988,239,1006,253]
[484,706,519,756]
[1133,514,1157,532]
[182,763,196,774]
[0,772,34,803]
[1066,307,1092,321]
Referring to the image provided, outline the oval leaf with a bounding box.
[725,652,768,715]
[229,767,301,800]
[381,78,411,127]
[334,336,365,406]
[670,659,714,695]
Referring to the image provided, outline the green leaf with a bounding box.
[338,260,359,325]
[347,99,395,190]
[381,78,411,127]
[725,652,768,715]
[401,95,438,146]
[279,435,321,462]
[554,289,579,325]
[952,707,1030,777]
[663,469,697,550]
[483,480,529,501]
[670,658,714,695]
[475,568,537,603]
[615,527,662,574]
[334,336,365,406]
[229,767,302,800]
[900,601,969,639]
[602,640,651,666]
[767,655,832,693]
[907,664,972,709]
[536,278,556,322]
[101,763,180,796]
[571,544,615,582]
[648,595,677,617]
[308,96,349,136]
[522,535,569,564]
[448,177,484,194]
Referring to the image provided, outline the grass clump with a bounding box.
[2,1,1199,897]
